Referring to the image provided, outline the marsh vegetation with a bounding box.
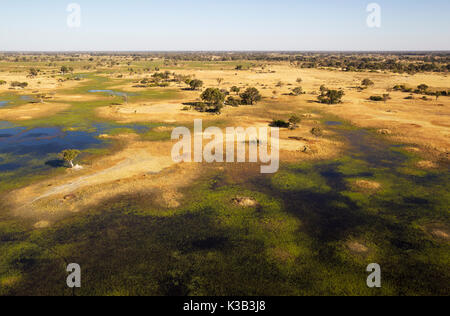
[0,52,448,296]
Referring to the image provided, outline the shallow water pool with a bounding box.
[0,124,106,184]
[88,89,133,97]
[325,121,343,126]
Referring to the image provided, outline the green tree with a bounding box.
[240,87,262,105]
[417,84,429,93]
[59,149,81,168]
[189,79,203,90]
[318,89,344,104]
[230,86,240,95]
[201,88,225,106]
[226,96,240,107]
[311,127,323,137]
[269,120,290,128]
[292,87,303,96]
[288,115,301,129]
[60,66,69,74]
[362,78,374,87]
[369,96,383,101]
[28,68,39,77]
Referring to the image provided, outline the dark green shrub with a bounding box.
[369,96,384,101]
[269,120,290,128]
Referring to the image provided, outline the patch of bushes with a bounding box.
[288,115,301,129]
[269,115,301,130]
[393,84,449,98]
[291,87,304,96]
[269,120,290,128]
[10,81,28,88]
[230,86,240,95]
[369,96,383,101]
[226,96,240,107]
[361,78,374,87]
[317,86,344,104]
[393,84,413,93]
[311,127,323,137]
[369,94,391,102]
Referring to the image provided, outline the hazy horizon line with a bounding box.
[1,50,450,54]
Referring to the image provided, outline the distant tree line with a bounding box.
[393,84,449,99]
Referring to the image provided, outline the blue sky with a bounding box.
[0,0,449,51]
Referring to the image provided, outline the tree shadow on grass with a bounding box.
[45,159,65,168]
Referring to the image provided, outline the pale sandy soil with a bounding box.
[51,93,104,102]
[346,241,369,254]
[7,140,205,225]
[351,180,382,192]
[432,229,449,240]
[8,141,176,211]
[97,100,207,123]
[422,224,450,241]
[0,72,86,93]
[0,102,71,121]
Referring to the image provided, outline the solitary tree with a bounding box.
[362,78,374,87]
[189,79,203,91]
[288,115,301,129]
[311,127,323,137]
[28,68,39,78]
[240,87,262,105]
[292,87,303,96]
[60,66,69,75]
[60,149,81,168]
[201,88,225,106]
[318,89,344,104]
[417,84,429,93]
